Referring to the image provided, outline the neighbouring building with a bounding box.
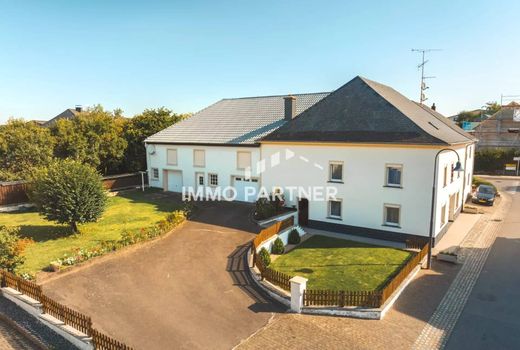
[146,76,476,245]
[43,106,83,127]
[473,101,520,150]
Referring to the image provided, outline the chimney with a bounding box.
[284,95,296,121]
[75,105,82,113]
[431,103,436,111]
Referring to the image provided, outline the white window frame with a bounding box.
[167,148,178,166]
[328,161,344,183]
[383,204,401,227]
[328,199,342,219]
[236,151,252,170]
[208,173,218,187]
[385,164,403,187]
[151,168,159,180]
[193,149,205,168]
[443,166,448,187]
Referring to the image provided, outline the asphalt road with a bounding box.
[446,177,520,350]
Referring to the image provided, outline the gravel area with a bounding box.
[0,297,76,350]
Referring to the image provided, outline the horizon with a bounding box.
[1,0,519,123]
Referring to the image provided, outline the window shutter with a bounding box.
[167,149,177,165]
[237,152,251,169]
[194,150,205,167]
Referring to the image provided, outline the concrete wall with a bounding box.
[260,143,474,239]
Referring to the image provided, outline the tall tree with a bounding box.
[122,107,189,172]
[0,119,55,181]
[51,105,128,175]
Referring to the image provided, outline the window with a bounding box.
[237,151,251,170]
[328,200,342,219]
[385,164,402,187]
[193,149,205,167]
[384,204,400,226]
[329,162,343,182]
[456,192,460,208]
[441,204,446,226]
[443,166,448,187]
[450,164,455,183]
[209,173,218,186]
[151,168,159,180]
[167,149,178,165]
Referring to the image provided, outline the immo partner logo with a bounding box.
[182,148,338,202]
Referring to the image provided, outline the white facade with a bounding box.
[146,144,261,202]
[260,142,474,239]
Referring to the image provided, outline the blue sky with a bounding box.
[0,0,519,122]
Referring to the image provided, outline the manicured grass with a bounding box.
[0,189,181,274]
[270,235,413,291]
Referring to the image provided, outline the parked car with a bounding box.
[472,185,496,206]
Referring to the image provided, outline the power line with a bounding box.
[411,48,442,105]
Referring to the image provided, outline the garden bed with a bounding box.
[269,235,413,291]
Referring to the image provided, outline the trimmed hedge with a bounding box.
[272,237,284,254]
[288,229,301,244]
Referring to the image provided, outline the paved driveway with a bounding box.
[42,201,284,350]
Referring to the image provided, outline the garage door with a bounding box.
[234,177,259,202]
[167,171,183,192]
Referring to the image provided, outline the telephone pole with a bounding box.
[412,48,441,105]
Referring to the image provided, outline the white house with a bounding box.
[146,76,475,245]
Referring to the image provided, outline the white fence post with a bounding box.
[290,276,307,313]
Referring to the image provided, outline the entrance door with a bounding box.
[448,194,456,221]
[196,173,204,189]
[298,198,309,226]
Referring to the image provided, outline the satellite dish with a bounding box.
[147,144,156,155]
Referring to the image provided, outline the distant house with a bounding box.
[43,106,83,127]
[473,101,520,149]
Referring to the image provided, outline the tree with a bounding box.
[28,160,107,232]
[51,105,128,175]
[0,119,55,181]
[121,107,189,172]
[485,101,501,115]
[0,226,25,272]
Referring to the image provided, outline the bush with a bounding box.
[0,226,25,272]
[254,198,277,220]
[258,247,271,267]
[28,159,108,232]
[288,229,301,244]
[272,237,284,254]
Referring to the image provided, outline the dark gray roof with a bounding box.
[145,92,329,145]
[44,109,80,127]
[263,76,475,145]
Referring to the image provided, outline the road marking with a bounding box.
[506,181,520,195]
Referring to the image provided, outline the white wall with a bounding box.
[146,144,260,195]
[260,143,474,239]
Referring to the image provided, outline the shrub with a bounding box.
[28,159,107,232]
[288,229,301,244]
[0,226,25,272]
[258,247,271,267]
[254,198,277,220]
[473,176,497,192]
[271,237,284,254]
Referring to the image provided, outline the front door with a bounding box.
[196,173,204,191]
[298,198,309,226]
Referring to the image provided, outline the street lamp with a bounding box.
[427,149,464,269]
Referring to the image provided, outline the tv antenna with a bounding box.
[412,48,442,104]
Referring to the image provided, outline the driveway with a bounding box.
[41,200,284,350]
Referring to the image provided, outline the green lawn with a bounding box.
[0,189,181,275]
[270,235,413,291]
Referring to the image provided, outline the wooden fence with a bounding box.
[92,328,134,350]
[0,270,133,349]
[0,172,148,207]
[1,270,42,302]
[304,289,381,308]
[380,242,429,305]
[252,216,294,249]
[0,181,29,206]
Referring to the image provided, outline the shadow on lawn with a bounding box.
[115,188,184,213]
[18,224,75,242]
